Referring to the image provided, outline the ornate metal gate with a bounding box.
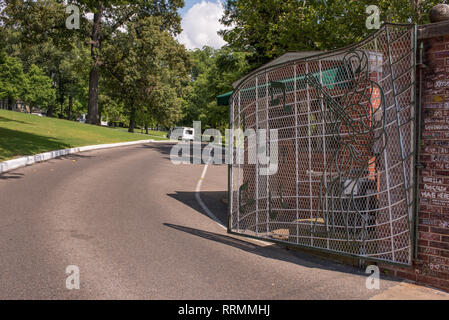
[228,24,417,265]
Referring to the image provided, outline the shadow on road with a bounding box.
[168,191,228,227]
[142,142,225,165]
[0,153,95,179]
[0,172,24,180]
[163,223,397,280]
[140,142,173,156]
[53,153,94,160]
[42,153,95,167]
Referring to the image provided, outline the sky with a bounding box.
[176,0,227,50]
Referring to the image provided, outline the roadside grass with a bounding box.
[0,109,168,161]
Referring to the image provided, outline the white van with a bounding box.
[77,113,87,123]
[169,127,195,141]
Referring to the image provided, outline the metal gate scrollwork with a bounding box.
[228,24,417,265]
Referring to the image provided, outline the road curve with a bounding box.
[0,142,432,299]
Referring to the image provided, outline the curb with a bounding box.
[0,139,159,174]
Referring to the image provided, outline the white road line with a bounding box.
[195,164,227,230]
[195,163,272,246]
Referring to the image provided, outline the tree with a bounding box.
[181,47,250,131]
[1,0,79,53]
[23,64,56,113]
[101,16,190,132]
[0,54,25,110]
[1,0,185,124]
[99,93,126,126]
[220,0,447,68]
[66,0,185,125]
[0,54,56,113]
[56,44,90,119]
[0,0,89,117]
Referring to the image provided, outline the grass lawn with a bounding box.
[0,109,168,161]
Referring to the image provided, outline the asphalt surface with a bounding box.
[0,142,428,299]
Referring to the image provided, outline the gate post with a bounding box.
[380,7,449,291]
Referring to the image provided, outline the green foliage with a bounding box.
[0,0,189,125]
[101,16,190,128]
[23,64,56,111]
[220,0,446,68]
[99,94,126,125]
[69,0,185,35]
[1,1,91,117]
[1,0,186,123]
[66,0,186,123]
[181,46,250,131]
[0,54,25,103]
[1,0,81,52]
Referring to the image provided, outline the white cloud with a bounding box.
[177,1,227,50]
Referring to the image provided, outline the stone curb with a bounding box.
[0,139,160,174]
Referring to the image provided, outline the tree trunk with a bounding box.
[59,99,64,118]
[68,96,73,120]
[87,2,103,125]
[47,105,54,117]
[128,107,136,133]
[98,109,102,125]
[7,97,13,110]
[414,0,423,22]
[145,123,149,135]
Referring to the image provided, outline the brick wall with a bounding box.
[379,24,449,292]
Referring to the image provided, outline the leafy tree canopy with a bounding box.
[220,0,446,68]
[101,16,190,130]
[181,46,251,131]
[23,64,56,111]
[0,54,26,104]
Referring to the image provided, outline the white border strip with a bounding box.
[0,139,158,174]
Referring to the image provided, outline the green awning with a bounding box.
[217,91,233,106]
[216,66,350,106]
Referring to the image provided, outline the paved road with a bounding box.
[0,142,447,299]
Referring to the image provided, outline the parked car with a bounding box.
[168,127,195,141]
